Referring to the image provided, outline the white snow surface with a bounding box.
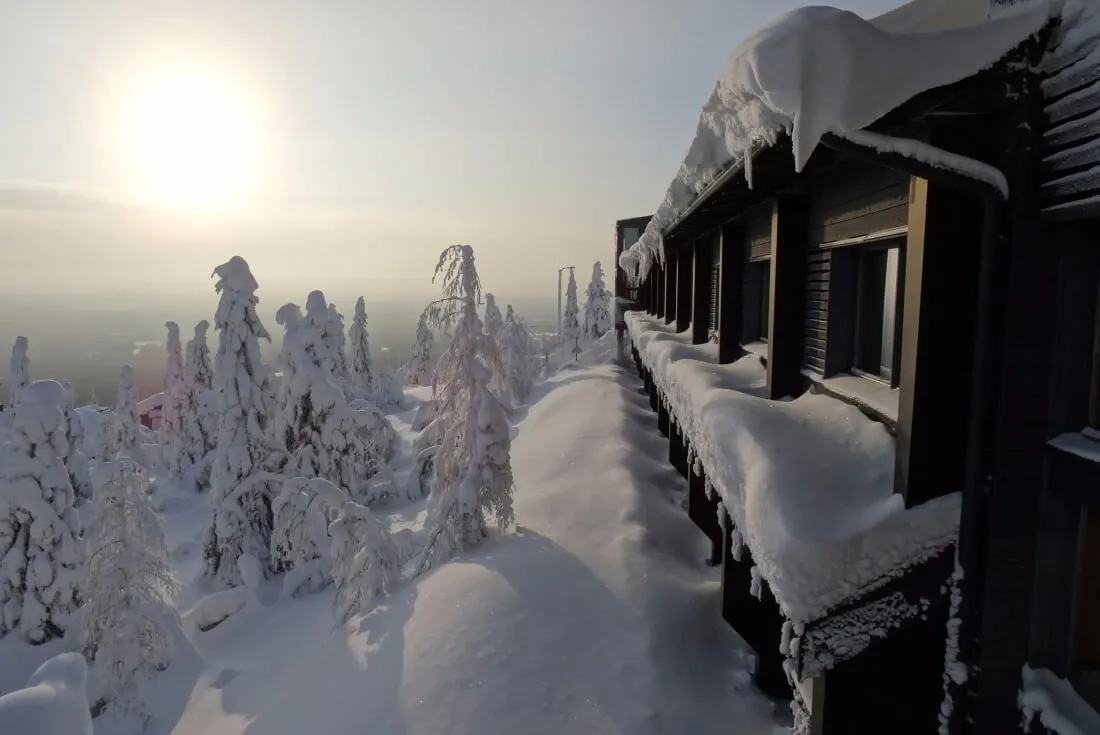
[627,312,960,623]
[619,0,1057,278]
[1020,665,1100,735]
[0,652,93,735]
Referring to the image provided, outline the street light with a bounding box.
[557,265,575,346]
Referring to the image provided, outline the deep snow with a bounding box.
[1,336,789,734]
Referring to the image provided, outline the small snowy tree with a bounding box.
[204,256,283,587]
[406,311,435,386]
[80,458,179,719]
[372,370,406,413]
[328,303,350,386]
[330,500,400,623]
[348,296,374,393]
[501,305,536,406]
[483,293,504,345]
[114,365,141,460]
[58,381,91,503]
[8,336,29,407]
[563,269,581,359]
[180,321,216,491]
[583,261,612,339]
[162,322,187,480]
[416,245,514,570]
[0,380,83,643]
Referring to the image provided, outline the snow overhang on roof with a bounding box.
[619,0,1060,281]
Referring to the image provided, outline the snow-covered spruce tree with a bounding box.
[583,261,612,339]
[180,320,216,491]
[58,381,92,503]
[162,322,188,480]
[0,380,83,643]
[563,269,581,360]
[328,303,350,386]
[348,296,374,394]
[81,458,178,719]
[204,255,283,587]
[372,370,406,413]
[416,245,514,569]
[330,499,400,623]
[8,335,29,407]
[501,305,536,406]
[114,365,143,461]
[483,293,507,391]
[407,311,435,386]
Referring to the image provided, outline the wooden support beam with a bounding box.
[688,467,722,565]
[766,195,809,399]
[657,393,669,437]
[692,236,715,345]
[664,257,677,325]
[718,222,745,364]
[895,176,984,507]
[676,249,693,333]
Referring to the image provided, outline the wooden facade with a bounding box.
[618,22,1100,735]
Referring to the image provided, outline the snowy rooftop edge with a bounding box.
[625,312,960,624]
[618,0,1058,280]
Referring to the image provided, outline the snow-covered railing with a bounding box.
[625,312,960,626]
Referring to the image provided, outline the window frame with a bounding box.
[850,241,905,388]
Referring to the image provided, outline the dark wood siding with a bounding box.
[1042,36,1100,220]
[745,203,773,261]
[709,262,720,334]
[804,250,830,374]
[808,162,909,249]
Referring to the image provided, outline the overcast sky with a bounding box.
[0,0,897,300]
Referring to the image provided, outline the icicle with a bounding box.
[731,527,744,562]
[705,478,716,501]
[780,620,794,656]
[716,500,726,534]
[744,142,755,189]
[692,455,703,477]
[749,565,763,600]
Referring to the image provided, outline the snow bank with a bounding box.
[619,0,1057,278]
[1020,665,1100,735]
[627,312,960,624]
[0,652,92,735]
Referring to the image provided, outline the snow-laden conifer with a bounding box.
[483,293,504,344]
[58,381,91,503]
[0,380,83,643]
[563,269,582,359]
[8,336,29,408]
[406,311,435,386]
[348,296,374,393]
[114,365,142,461]
[583,261,612,339]
[371,370,406,414]
[80,458,178,719]
[328,303,350,386]
[180,321,216,491]
[416,245,514,570]
[204,256,283,587]
[162,322,187,480]
[330,499,400,623]
[501,305,536,406]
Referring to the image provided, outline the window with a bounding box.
[853,244,903,385]
[620,226,642,254]
[1074,507,1100,710]
[742,260,771,343]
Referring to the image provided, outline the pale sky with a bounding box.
[0,0,897,301]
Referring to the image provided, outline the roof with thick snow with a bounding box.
[619,0,1067,279]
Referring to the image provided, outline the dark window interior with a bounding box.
[853,244,903,386]
[1074,507,1100,710]
[742,260,770,343]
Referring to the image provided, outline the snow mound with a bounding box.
[628,313,959,624]
[0,652,92,735]
[1020,665,1100,735]
[620,0,1058,277]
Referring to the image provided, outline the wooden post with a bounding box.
[692,237,714,345]
[664,257,677,325]
[718,223,745,364]
[676,249,693,333]
[766,195,808,399]
[688,466,722,565]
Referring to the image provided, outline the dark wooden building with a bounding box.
[617,7,1100,735]
[614,216,653,302]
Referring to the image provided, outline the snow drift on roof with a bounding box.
[619,0,1057,279]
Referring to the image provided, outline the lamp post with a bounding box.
[557,265,575,346]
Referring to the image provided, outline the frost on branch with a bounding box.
[583,261,612,339]
[204,255,283,587]
[348,296,375,393]
[0,379,83,644]
[406,311,435,386]
[416,245,514,571]
[7,335,29,408]
[330,499,400,623]
[180,320,217,492]
[162,321,188,481]
[80,458,179,719]
[501,304,536,406]
[483,293,506,391]
[563,269,582,360]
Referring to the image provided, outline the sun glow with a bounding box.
[126,72,258,210]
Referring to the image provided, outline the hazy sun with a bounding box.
[127,72,256,210]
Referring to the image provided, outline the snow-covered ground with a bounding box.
[0,336,789,734]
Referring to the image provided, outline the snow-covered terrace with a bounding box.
[627,312,959,626]
[618,0,1060,279]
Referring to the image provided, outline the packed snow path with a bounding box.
[162,341,785,735]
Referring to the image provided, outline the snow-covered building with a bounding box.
[613,215,652,304]
[136,391,164,431]
[617,0,1100,733]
